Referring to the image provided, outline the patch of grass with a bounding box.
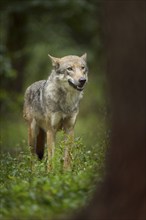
[0,117,26,153]
[0,136,106,220]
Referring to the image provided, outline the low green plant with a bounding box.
[0,135,106,220]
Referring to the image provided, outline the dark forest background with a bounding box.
[0,0,107,152]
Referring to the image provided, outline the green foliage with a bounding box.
[0,137,106,220]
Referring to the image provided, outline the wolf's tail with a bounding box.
[36,128,46,160]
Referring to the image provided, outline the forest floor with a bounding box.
[0,117,107,220]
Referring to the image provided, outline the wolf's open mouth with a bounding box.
[68,79,84,91]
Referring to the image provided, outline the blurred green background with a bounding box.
[0,0,107,154]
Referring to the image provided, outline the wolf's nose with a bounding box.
[79,77,86,87]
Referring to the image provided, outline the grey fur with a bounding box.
[23,54,88,165]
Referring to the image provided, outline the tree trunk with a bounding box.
[6,11,27,92]
[71,1,146,220]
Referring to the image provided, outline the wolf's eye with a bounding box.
[81,66,85,70]
[67,67,73,71]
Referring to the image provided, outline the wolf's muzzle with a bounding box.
[79,77,86,87]
[68,77,86,91]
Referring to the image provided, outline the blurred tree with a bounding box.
[0,0,103,116]
[6,11,27,92]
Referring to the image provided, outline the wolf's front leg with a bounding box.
[47,129,55,171]
[63,128,74,170]
[63,113,77,170]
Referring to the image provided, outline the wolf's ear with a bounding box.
[81,53,87,61]
[48,54,60,68]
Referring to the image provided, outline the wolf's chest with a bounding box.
[45,90,80,114]
[58,92,80,114]
[49,111,78,132]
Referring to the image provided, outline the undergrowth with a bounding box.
[0,135,106,220]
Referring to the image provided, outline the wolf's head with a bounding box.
[48,54,88,92]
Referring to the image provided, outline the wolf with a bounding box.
[23,53,88,170]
